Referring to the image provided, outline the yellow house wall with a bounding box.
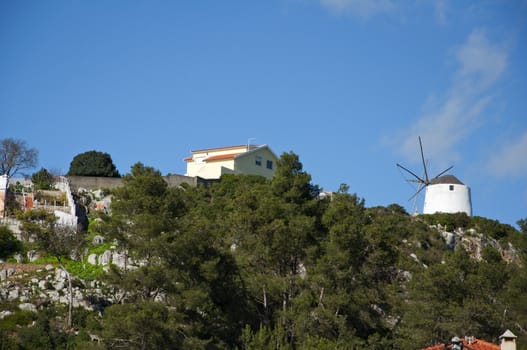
[234,148,277,179]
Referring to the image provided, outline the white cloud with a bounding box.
[392,29,507,167]
[487,131,527,177]
[319,0,395,18]
[455,30,507,92]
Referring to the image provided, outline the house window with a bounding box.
[266,160,273,169]
[449,185,454,191]
[255,156,262,166]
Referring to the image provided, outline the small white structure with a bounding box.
[423,175,472,216]
[499,330,517,350]
[0,174,8,217]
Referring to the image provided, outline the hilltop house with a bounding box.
[184,144,278,180]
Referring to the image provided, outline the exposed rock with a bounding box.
[92,235,105,244]
[27,250,40,262]
[439,230,457,250]
[8,288,19,300]
[502,242,520,264]
[400,270,412,281]
[0,310,13,319]
[99,250,112,265]
[53,281,65,291]
[87,253,98,265]
[111,252,127,268]
[55,268,68,280]
[437,226,521,264]
[0,263,112,312]
[39,280,48,290]
[47,290,59,300]
[18,303,36,312]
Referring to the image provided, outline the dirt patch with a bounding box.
[0,263,51,273]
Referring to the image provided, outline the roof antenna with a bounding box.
[247,138,256,151]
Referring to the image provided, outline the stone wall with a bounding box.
[164,174,200,187]
[68,174,205,191]
[67,176,124,191]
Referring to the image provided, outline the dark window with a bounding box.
[449,185,454,191]
[266,160,273,169]
[255,156,262,166]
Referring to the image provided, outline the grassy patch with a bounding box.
[87,242,113,256]
[31,256,105,281]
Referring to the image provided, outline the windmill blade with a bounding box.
[408,182,427,201]
[397,163,425,183]
[419,136,429,182]
[411,182,424,214]
[432,165,454,179]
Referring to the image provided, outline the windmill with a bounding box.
[397,136,472,216]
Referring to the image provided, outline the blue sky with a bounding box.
[1,0,526,228]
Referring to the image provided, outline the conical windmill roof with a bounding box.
[429,174,464,185]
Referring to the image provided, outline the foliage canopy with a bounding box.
[67,150,120,177]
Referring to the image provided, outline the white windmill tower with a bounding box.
[397,137,472,216]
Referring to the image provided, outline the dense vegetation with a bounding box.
[1,152,526,349]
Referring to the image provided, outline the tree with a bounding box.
[210,155,324,346]
[31,168,55,190]
[101,302,182,349]
[106,162,182,271]
[313,189,372,342]
[271,152,319,204]
[0,225,23,260]
[67,150,120,177]
[102,163,250,347]
[517,217,527,234]
[0,138,38,177]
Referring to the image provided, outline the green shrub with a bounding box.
[0,225,23,260]
[87,242,112,256]
[31,168,54,190]
[0,310,36,331]
[420,212,471,230]
[66,260,105,280]
[470,216,518,240]
[32,256,105,280]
